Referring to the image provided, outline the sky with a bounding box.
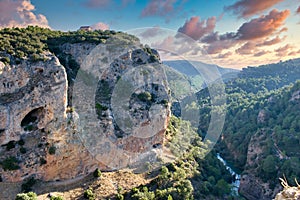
[0,0,300,69]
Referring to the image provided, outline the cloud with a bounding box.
[225,0,284,18]
[83,0,111,8]
[121,0,135,7]
[254,50,270,57]
[257,36,284,46]
[140,0,186,22]
[205,39,238,54]
[177,16,216,40]
[91,22,109,30]
[217,52,232,58]
[236,42,257,55]
[0,0,49,28]
[236,9,290,40]
[288,50,300,56]
[139,26,162,38]
[275,44,294,56]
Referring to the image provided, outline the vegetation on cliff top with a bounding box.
[0,26,138,64]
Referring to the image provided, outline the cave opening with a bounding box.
[21,107,45,131]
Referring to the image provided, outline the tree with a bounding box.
[15,192,37,200]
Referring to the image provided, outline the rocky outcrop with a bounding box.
[239,130,282,200]
[0,38,170,183]
[0,54,67,145]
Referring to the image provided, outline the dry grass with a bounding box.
[37,169,152,200]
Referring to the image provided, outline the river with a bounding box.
[216,153,241,196]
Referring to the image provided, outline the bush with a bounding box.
[1,156,20,171]
[48,146,56,155]
[21,177,36,192]
[15,192,37,200]
[93,168,101,178]
[116,193,124,200]
[6,141,16,151]
[18,139,25,146]
[50,196,64,200]
[84,188,95,200]
[20,147,27,154]
[137,92,152,102]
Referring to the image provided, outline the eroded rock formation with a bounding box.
[0,39,170,183]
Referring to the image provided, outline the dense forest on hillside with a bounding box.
[197,59,300,195]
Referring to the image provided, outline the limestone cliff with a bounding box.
[0,35,170,183]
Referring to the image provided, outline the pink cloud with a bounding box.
[140,0,186,22]
[254,50,270,57]
[0,0,49,28]
[205,39,238,54]
[257,36,284,46]
[91,22,109,30]
[217,52,233,58]
[177,16,216,40]
[225,0,284,18]
[83,0,111,8]
[236,42,257,55]
[237,9,290,40]
[275,44,294,57]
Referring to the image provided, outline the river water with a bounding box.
[216,153,241,196]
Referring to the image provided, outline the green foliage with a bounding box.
[50,196,64,200]
[137,92,152,102]
[0,26,139,63]
[197,59,300,191]
[84,188,95,200]
[48,146,56,155]
[0,156,20,171]
[93,168,101,178]
[15,192,37,200]
[6,140,16,151]
[21,177,36,192]
[20,147,27,154]
[18,139,25,146]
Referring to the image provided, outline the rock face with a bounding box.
[0,39,170,183]
[0,55,67,145]
[239,130,282,200]
[0,54,68,182]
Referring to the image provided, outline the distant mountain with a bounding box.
[163,60,239,80]
[162,60,239,100]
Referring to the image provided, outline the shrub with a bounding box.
[40,158,47,165]
[137,92,152,102]
[48,146,56,155]
[116,193,124,200]
[50,196,64,200]
[21,177,36,192]
[84,188,95,200]
[6,141,16,151]
[20,147,27,154]
[1,156,20,171]
[18,139,25,146]
[93,168,101,178]
[15,192,37,200]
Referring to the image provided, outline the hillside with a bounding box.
[0,27,236,200]
[197,58,300,199]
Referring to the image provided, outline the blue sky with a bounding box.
[0,0,300,68]
[31,0,234,31]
